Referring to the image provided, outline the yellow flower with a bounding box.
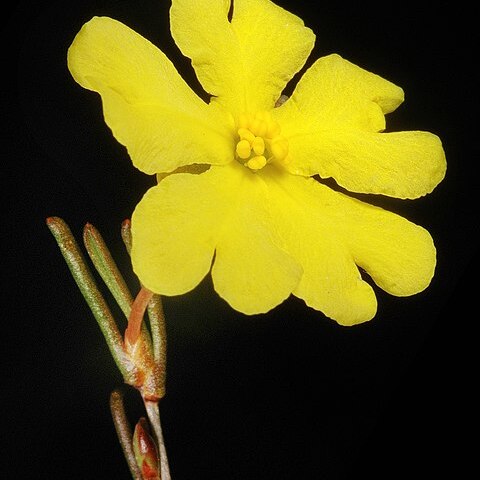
[67,0,446,326]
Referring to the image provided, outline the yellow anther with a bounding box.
[247,155,267,170]
[238,128,256,144]
[252,136,265,155]
[236,139,252,159]
[235,112,289,171]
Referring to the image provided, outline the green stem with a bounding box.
[110,389,143,480]
[147,295,167,389]
[144,400,171,480]
[46,217,127,377]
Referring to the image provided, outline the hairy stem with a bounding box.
[144,400,171,480]
[110,390,143,480]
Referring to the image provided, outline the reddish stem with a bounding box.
[125,287,154,346]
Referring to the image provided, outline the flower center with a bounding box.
[234,111,289,171]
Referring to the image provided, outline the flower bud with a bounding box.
[133,417,160,480]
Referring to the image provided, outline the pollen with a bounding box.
[247,155,267,170]
[236,139,252,159]
[252,137,265,155]
[234,111,289,171]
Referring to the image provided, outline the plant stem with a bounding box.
[144,400,171,480]
[110,390,143,480]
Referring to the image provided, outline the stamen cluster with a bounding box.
[235,111,289,170]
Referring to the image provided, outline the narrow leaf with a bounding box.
[83,223,133,319]
[46,217,127,376]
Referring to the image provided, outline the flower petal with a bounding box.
[131,166,238,295]
[131,163,301,314]
[68,16,233,174]
[274,54,405,133]
[344,199,437,298]
[273,54,446,198]
[211,167,303,314]
[264,169,437,325]
[170,0,315,115]
[286,129,446,199]
[264,170,375,325]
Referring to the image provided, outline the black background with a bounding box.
[3,1,478,478]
